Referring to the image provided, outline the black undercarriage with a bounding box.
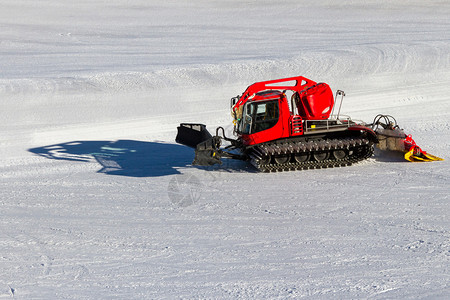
[176,123,376,171]
[246,135,374,172]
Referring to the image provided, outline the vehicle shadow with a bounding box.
[28,140,196,177]
[29,140,255,177]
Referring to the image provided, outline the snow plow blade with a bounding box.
[176,123,213,148]
[175,123,223,166]
[193,136,223,166]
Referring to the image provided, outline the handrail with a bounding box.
[304,118,356,133]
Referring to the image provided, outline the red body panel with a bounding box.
[233,76,335,147]
[240,93,292,146]
[297,83,334,120]
[233,76,317,111]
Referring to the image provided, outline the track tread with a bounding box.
[248,137,374,172]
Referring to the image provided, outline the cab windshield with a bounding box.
[239,100,279,134]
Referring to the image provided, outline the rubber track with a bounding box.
[248,138,374,172]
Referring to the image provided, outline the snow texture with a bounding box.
[0,0,449,299]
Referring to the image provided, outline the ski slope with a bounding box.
[1,1,449,298]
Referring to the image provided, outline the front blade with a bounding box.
[176,123,213,148]
[193,136,222,166]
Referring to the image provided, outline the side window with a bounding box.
[238,100,279,134]
[252,100,279,133]
[239,102,254,134]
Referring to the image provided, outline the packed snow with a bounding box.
[1,0,449,298]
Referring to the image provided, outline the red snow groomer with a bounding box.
[176,76,442,171]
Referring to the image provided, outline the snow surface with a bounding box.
[1,0,449,298]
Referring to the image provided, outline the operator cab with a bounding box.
[238,90,282,134]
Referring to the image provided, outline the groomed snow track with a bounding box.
[248,137,374,172]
